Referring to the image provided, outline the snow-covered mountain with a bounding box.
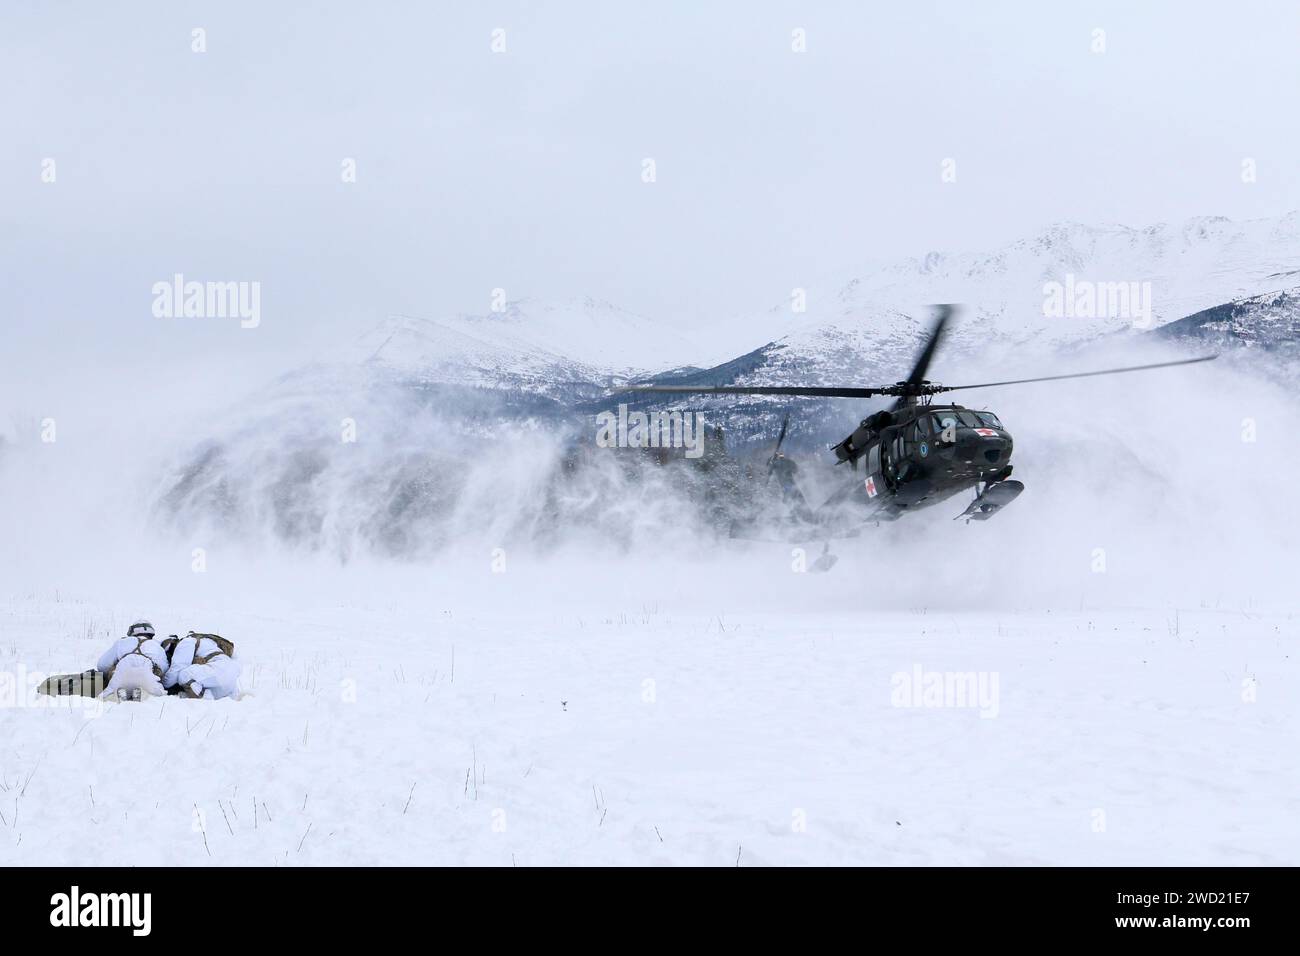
[348,311,609,405]
[810,212,1300,351]
[346,297,701,393]
[333,211,1300,403]
[1156,286,1300,353]
[647,211,1300,415]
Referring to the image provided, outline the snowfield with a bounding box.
[1,551,1295,867]
[2,342,1298,866]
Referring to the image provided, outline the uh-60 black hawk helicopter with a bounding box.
[626,306,1215,533]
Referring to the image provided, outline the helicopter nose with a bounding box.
[957,428,1012,465]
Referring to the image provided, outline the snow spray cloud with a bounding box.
[146,368,746,563]
[6,332,1299,613]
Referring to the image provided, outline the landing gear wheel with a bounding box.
[810,541,838,573]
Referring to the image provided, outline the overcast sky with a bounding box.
[3,0,1299,394]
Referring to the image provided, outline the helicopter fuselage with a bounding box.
[825,402,1015,520]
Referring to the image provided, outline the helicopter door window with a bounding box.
[899,424,919,460]
[933,412,959,440]
[867,445,880,473]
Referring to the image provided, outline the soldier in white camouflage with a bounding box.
[162,631,240,700]
[96,621,170,701]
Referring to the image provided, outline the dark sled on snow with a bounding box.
[36,670,107,698]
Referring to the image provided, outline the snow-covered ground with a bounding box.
[2,339,1298,866]
[1,547,1295,867]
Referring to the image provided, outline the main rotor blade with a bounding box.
[767,414,790,475]
[903,305,952,388]
[619,385,887,398]
[935,354,1218,393]
[891,304,952,410]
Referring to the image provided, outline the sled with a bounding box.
[36,670,107,698]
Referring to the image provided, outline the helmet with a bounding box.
[126,620,156,639]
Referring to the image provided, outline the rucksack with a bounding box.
[162,632,235,666]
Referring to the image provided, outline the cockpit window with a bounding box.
[933,410,999,433]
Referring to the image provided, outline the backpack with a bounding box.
[162,632,235,665]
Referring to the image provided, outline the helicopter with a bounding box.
[625,306,1216,528]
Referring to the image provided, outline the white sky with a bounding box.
[3,0,1299,392]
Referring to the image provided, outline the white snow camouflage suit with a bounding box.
[97,635,170,698]
[163,633,240,699]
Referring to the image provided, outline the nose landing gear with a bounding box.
[811,541,839,572]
